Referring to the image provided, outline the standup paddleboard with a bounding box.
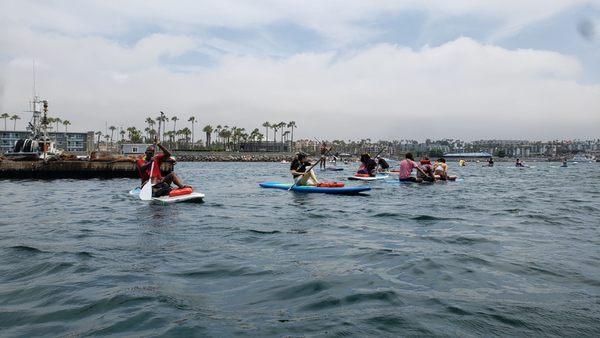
[259,182,370,195]
[129,187,204,203]
[321,167,344,171]
[347,174,389,181]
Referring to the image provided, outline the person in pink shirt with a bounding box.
[398,152,428,182]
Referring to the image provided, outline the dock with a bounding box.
[0,160,172,179]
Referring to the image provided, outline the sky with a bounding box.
[0,0,599,141]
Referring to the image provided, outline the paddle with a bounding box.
[288,146,333,190]
[139,147,156,201]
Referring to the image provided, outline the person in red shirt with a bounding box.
[137,142,189,197]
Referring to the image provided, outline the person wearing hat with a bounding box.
[290,152,320,186]
[136,141,190,197]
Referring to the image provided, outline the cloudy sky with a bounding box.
[1,0,599,141]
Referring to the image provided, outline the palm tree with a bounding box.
[1,113,9,130]
[271,122,279,151]
[95,131,102,150]
[54,117,62,133]
[278,121,286,151]
[215,125,222,145]
[188,116,196,148]
[202,125,213,147]
[287,121,297,152]
[127,127,135,140]
[180,127,191,148]
[262,122,270,143]
[63,120,72,133]
[109,125,116,145]
[104,135,110,150]
[10,114,20,131]
[120,129,126,143]
[171,116,178,135]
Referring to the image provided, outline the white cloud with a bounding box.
[1,25,598,140]
[0,1,599,140]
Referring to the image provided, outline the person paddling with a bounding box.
[376,156,390,172]
[290,152,320,186]
[515,158,525,167]
[398,152,429,182]
[319,142,328,170]
[487,157,494,166]
[417,156,435,182]
[433,157,449,180]
[357,153,378,176]
[137,141,190,197]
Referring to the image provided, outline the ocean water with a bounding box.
[1,161,599,337]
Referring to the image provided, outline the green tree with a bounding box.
[428,148,444,158]
[95,131,102,150]
[54,117,62,133]
[494,149,507,158]
[287,121,296,152]
[109,125,116,145]
[63,120,71,133]
[10,114,20,131]
[188,116,196,148]
[202,125,213,147]
[262,122,270,143]
[1,113,9,130]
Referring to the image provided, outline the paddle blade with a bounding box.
[139,181,153,200]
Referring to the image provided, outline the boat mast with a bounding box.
[42,100,48,159]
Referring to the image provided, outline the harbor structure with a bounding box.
[1,130,94,154]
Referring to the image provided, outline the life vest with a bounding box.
[169,187,193,197]
[317,182,345,188]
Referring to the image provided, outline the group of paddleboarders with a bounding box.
[284,150,458,186]
[395,153,456,183]
[136,141,191,197]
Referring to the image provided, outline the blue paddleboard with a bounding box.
[259,182,370,195]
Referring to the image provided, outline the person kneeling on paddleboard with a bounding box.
[290,152,320,186]
[433,158,449,180]
[398,153,429,183]
[376,156,390,172]
[357,153,378,176]
[137,142,190,197]
[417,156,436,182]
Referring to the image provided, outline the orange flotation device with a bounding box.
[169,187,193,197]
[354,173,370,177]
[317,182,345,188]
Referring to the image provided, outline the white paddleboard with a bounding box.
[348,174,389,181]
[129,187,204,203]
[151,192,205,204]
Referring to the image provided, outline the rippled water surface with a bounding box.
[1,162,599,336]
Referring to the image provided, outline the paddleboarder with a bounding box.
[319,142,328,170]
[137,142,190,197]
[398,152,429,183]
[357,153,377,176]
[290,152,320,186]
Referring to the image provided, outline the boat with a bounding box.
[3,97,62,161]
[569,154,591,163]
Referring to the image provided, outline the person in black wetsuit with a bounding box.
[376,156,390,172]
[290,152,320,186]
[487,157,494,166]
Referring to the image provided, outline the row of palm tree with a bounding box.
[1,113,22,131]
[0,113,73,134]
[124,113,299,151]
